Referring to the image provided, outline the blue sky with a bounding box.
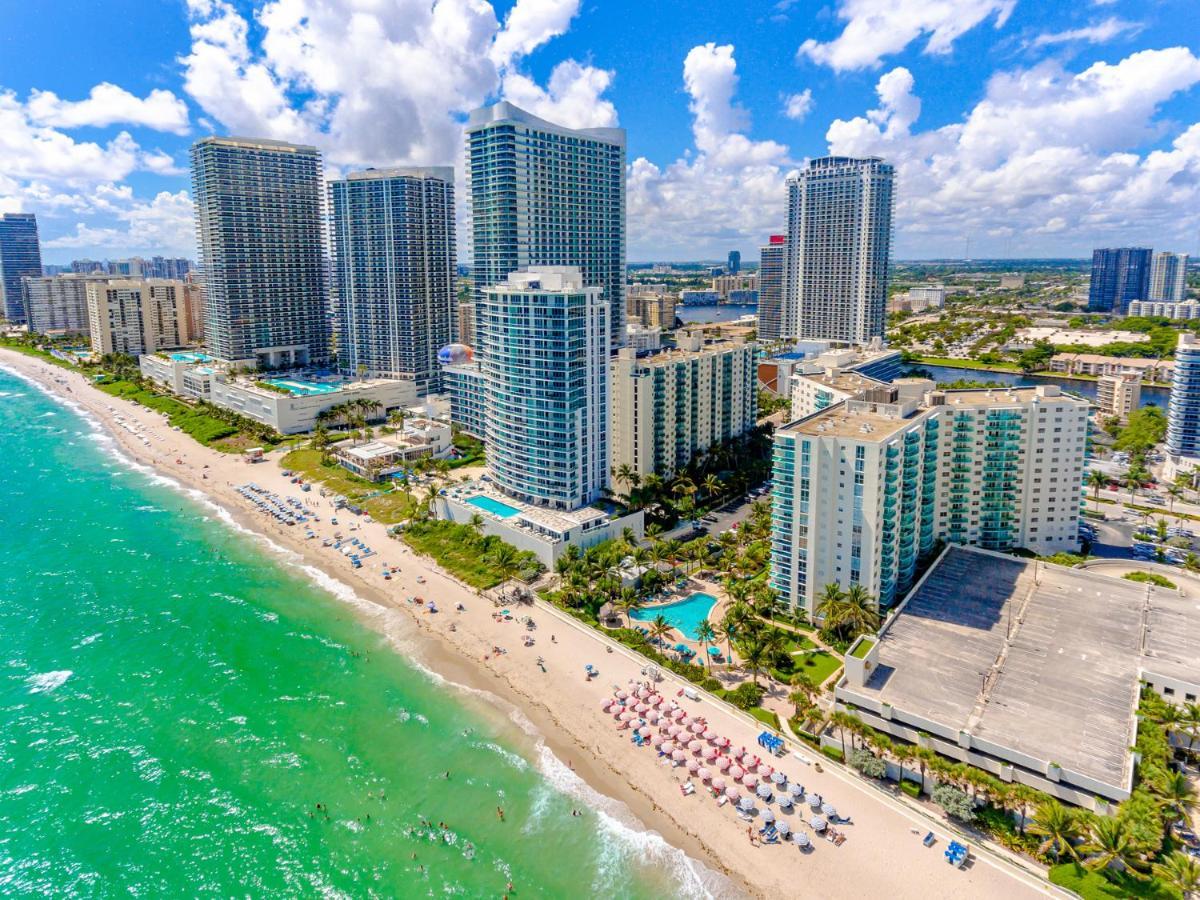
[1,0,1198,262]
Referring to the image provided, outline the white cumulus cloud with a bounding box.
[798,0,1015,72]
[26,83,190,135]
[1029,16,1143,48]
[783,89,814,122]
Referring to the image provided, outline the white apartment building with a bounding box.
[905,284,946,311]
[770,384,1089,616]
[1126,299,1200,320]
[790,368,886,420]
[1097,374,1141,422]
[1149,252,1188,302]
[21,274,99,336]
[86,279,190,356]
[610,333,757,479]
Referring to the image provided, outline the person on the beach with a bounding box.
[496,806,505,821]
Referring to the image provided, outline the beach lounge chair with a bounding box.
[922,831,936,847]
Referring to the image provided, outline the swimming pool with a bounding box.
[464,495,522,518]
[630,592,717,640]
[262,377,341,396]
[169,351,213,363]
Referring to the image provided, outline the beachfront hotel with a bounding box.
[190,136,328,368]
[609,333,758,479]
[85,279,194,357]
[438,267,642,564]
[769,384,1090,616]
[781,157,894,345]
[466,102,627,348]
[836,546,1200,810]
[21,274,98,337]
[328,167,456,394]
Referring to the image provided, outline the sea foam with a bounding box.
[27,670,73,694]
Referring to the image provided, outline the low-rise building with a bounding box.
[759,342,903,396]
[1019,326,1149,347]
[905,284,945,311]
[836,547,1200,810]
[209,373,417,435]
[1126,299,1200,320]
[1096,373,1141,422]
[609,333,757,479]
[770,384,1089,614]
[999,274,1025,289]
[139,350,218,396]
[679,290,720,306]
[1049,353,1174,382]
[332,419,452,480]
[712,273,756,300]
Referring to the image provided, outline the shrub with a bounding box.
[726,681,766,710]
[900,780,922,799]
[848,748,887,778]
[821,746,844,763]
[1122,571,1176,589]
[931,783,976,822]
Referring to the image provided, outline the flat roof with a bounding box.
[794,370,884,394]
[782,403,915,440]
[845,547,1200,794]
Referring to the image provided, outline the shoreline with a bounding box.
[906,357,1172,391]
[0,347,1058,899]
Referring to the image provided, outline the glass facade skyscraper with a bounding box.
[466,102,626,348]
[1087,247,1151,313]
[0,213,43,324]
[477,267,609,510]
[782,157,894,345]
[328,167,455,393]
[1149,252,1188,302]
[755,235,785,341]
[1168,334,1200,458]
[190,137,328,367]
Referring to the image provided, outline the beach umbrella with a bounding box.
[776,820,791,836]
[725,787,740,802]
[620,712,636,722]
[652,736,665,747]
[742,773,757,787]
[600,700,611,710]
[612,709,623,720]
[790,783,804,799]
[687,759,700,773]
[703,729,718,741]
[778,794,793,810]
[668,724,682,737]
[716,757,730,771]
[636,688,649,699]
[635,703,649,713]
[617,690,628,700]
[712,777,726,791]
[821,803,837,818]
[638,726,652,738]
[688,739,702,752]
[761,808,775,823]
[808,795,822,809]
[771,771,786,786]
[756,783,772,799]
[647,710,660,723]
[702,747,717,760]
[740,753,756,767]
[698,767,711,781]
[792,831,810,848]
[810,816,827,831]
[690,721,704,734]
[738,797,754,813]
[672,708,686,720]
[672,749,686,762]
[729,765,744,779]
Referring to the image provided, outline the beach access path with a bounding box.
[0,348,1065,900]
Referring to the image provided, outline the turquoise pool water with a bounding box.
[465,494,521,518]
[262,377,340,396]
[169,351,212,363]
[630,593,717,640]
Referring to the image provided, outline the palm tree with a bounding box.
[1167,483,1186,525]
[1152,851,1200,899]
[1028,800,1081,862]
[1125,471,1143,505]
[841,584,881,640]
[487,543,522,584]
[740,638,769,686]
[647,614,672,646]
[1088,469,1108,511]
[714,619,737,663]
[695,621,717,667]
[1082,815,1133,871]
[467,513,484,537]
[815,583,846,630]
[618,590,642,628]
[829,710,858,759]
[893,743,916,792]
[1157,770,1198,821]
[701,474,722,501]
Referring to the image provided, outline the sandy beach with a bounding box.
[1,347,1064,899]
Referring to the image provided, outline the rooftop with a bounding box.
[794,369,885,394]
[784,402,916,441]
[844,547,1200,796]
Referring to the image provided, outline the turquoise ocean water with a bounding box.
[0,367,723,898]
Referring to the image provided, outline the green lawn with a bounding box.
[280,447,376,499]
[849,638,875,659]
[363,491,418,525]
[1048,864,1179,900]
[792,650,842,685]
[747,706,780,730]
[401,520,541,590]
[95,379,238,445]
[912,356,1022,372]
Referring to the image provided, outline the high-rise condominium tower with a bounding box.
[756,234,786,341]
[190,136,328,367]
[329,167,455,393]
[477,267,609,510]
[466,102,626,348]
[1149,252,1188,302]
[1168,333,1200,459]
[782,157,894,344]
[1087,248,1152,314]
[0,213,43,324]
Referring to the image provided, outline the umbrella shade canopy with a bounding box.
[810,816,827,831]
[790,784,804,798]
[673,643,689,652]
[725,787,740,801]
[793,832,810,847]
[741,773,757,787]
[636,688,650,699]
[717,757,731,771]
[652,736,665,747]
[672,749,686,761]
[704,730,718,741]
[668,725,682,736]
[740,753,756,767]
[662,741,675,754]
[761,808,776,823]
[600,700,611,710]
[616,691,628,700]
[698,767,711,781]
[688,740,702,752]
[778,794,793,808]
[809,795,822,809]
[729,765,744,779]
[635,703,649,713]
[776,820,791,835]
[738,797,755,812]
[672,709,686,720]
[702,747,717,760]
[821,804,837,818]
[756,783,772,798]
[687,759,700,772]
[690,722,705,734]
[638,726,652,737]
[771,771,786,785]
[712,777,726,791]
[647,710,660,723]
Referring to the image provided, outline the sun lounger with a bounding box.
[923,831,936,847]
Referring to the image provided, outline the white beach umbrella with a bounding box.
[702,747,717,760]
[716,757,731,771]
[756,783,772,799]
[776,820,791,836]
[672,749,686,762]
[686,759,700,773]
[647,710,660,723]
[821,803,837,818]
[688,739,702,752]
[638,726,652,738]
[698,767,711,781]
[810,816,827,831]
[703,729,718,741]
[771,771,786,786]
[712,777,726,791]
[725,787,740,802]
[652,735,665,747]
[790,783,804,798]
[792,831,809,848]
[690,721,705,734]
[741,773,757,787]
[738,797,754,812]
[662,741,675,754]
[729,765,744,780]
[761,807,775,823]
